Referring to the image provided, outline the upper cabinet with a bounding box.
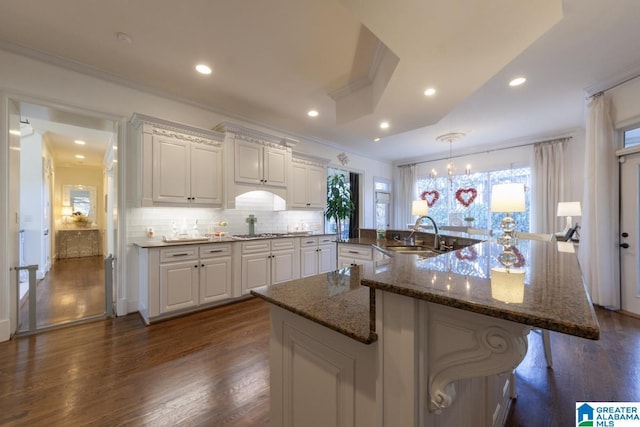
[289,154,329,209]
[129,114,225,207]
[235,140,287,187]
[213,122,297,209]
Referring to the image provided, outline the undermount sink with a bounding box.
[375,244,443,257]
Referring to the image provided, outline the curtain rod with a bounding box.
[588,72,640,99]
[397,136,572,168]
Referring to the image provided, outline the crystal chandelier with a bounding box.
[434,132,468,181]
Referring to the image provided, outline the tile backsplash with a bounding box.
[127,207,324,240]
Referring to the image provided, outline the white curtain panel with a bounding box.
[579,94,620,309]
[531,139,566,234]
[394,164,416,229]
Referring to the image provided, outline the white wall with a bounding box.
[0,48,393,327]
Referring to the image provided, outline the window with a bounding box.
[623,127,640,148]
[416,167,531,234]
[374,178,392,231]
[325,167,351,239]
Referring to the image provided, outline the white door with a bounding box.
[620,151,640,315]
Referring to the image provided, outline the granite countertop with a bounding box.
[361,239,600,340]
[131,233,336,248]
[131,237,236,248]
[251,267,376,344]
[251,237,600,343]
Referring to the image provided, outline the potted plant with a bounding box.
[325,174,355,242]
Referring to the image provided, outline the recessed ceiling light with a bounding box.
[379,121,390,130]
[307,110,319,117]
[509,77,526,87]
[424,88,436,96]
[374,138,381,142]
[74,140,86,145]
[75,154,85,159]
[196,64,212,75]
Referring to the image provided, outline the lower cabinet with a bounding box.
[138,242,233,323]
[240,238,299,295]
[338,242,390,272]
[300,236,337,277]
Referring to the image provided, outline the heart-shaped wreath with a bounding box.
[455,246,478,262]
[455,187,477,208]
[420,190,440,208]
[512,246,526,268]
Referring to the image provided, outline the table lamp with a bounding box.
[490,183,526,245]
[411,199,429,216]
[557,201,581,234]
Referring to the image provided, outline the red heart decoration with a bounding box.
[455,188,477,208]
[512,246,526,268]
[421,190,440,208]
[455,246,478,261]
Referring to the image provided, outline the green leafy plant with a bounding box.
[326,174,355,241]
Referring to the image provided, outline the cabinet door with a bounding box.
[190,143,223,206]
[264,146,287,187]
[235,140,262,184]
[318,243,336,274]
[272,249,295,284]
[290,162,309,208]
[152,136,190,203]
[307,165,326,208]
[200,256,232,303]
[159,260,199,313]
[300,246,318,278]
[242,252,270,294]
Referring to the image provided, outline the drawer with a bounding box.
[338,244,373,260]
[199,243,231,258]
[318,235,336,245]
[160,246,198,263]
[271,238,295,251]
[241,240,271,254]
[300,237,319,247]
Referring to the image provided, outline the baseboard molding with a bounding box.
[0,318,10,342]
[618,310,640,320]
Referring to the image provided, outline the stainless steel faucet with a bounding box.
[408,215,441,250]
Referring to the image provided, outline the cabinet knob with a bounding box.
[201,264,205,267]
[194,264,199,268]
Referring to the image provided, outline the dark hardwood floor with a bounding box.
[19,256,105,331]
[2,297,639,426]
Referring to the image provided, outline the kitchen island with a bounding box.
[251,235,599,427]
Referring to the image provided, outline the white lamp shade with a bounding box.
[411,199,429,216]
[491,268,525,303]
[61,206,73,216]
[490,183,526,213]
[557,201,582,217]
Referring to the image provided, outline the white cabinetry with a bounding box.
[129,113,225,207]
[235,140,288,187]
[137,242,233,323]
[198,244,233,304]
[239,238,299,295]
[300,236,336,277]
[213,122,297,209]
[289,156,328,209]
[338,243,374,269]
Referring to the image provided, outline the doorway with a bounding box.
[619,149,640,316]
[11,99,118,334]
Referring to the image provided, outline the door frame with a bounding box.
[617,142,640,316]
[2,92,125,337]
